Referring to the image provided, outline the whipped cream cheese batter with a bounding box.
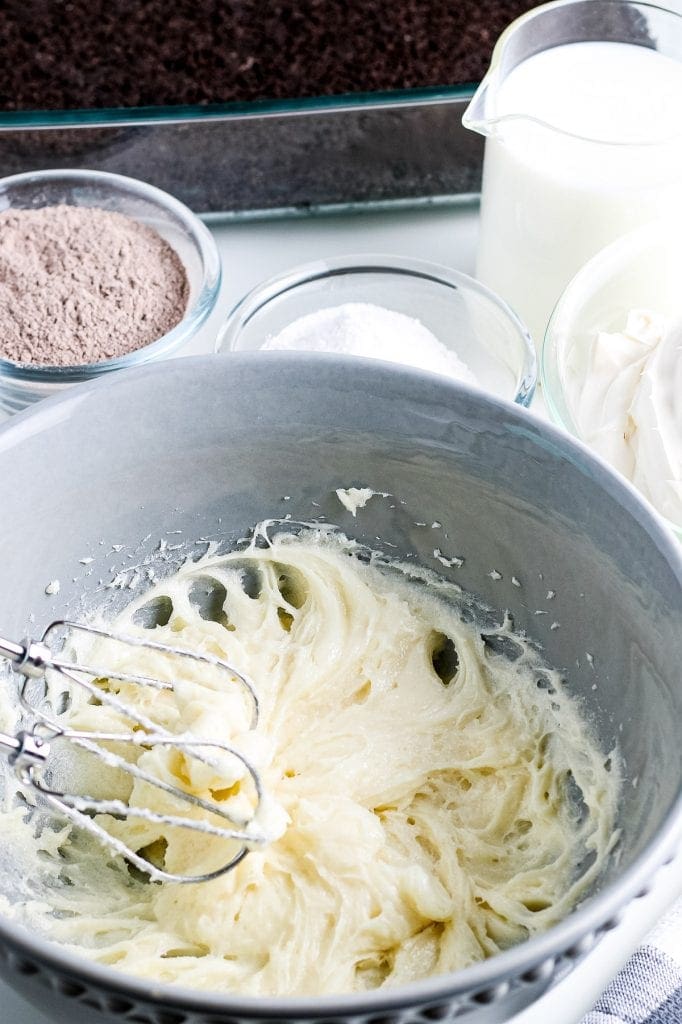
[2,528,619,996]
[565,309,682,527]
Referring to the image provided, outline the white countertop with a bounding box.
[2,201,680,1022]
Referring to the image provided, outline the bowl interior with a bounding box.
[0,354,679,1010]
[218,258,535,405]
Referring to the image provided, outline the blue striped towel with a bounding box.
[582,898,682,1024]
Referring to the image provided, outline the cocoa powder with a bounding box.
[0,204,189,366]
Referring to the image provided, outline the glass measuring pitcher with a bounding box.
[463,0,682,350]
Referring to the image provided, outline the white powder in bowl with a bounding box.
[261,302,477,383]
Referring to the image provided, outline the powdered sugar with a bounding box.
[262,302,476,382]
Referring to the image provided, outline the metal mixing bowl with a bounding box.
[0,353,680,1024]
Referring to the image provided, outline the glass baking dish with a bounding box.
[0,87,479,220]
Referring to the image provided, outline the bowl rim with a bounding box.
[540,218,682,538]
[0,351,680,1015]
[215,252,538,407]
[0,167,222,383]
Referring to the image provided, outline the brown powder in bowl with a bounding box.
[0,204,189,366]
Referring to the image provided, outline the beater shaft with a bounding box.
[0,636,51,678]
[0,728,49,767]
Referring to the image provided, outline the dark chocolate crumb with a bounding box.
[0,1,547,112]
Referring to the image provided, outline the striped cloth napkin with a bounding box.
[582,897,682,1024]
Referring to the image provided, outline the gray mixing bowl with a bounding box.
[0,353,680,1024]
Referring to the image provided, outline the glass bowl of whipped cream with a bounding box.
[216,254,537,406]
[542,220,682,539]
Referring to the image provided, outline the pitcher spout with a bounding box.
[462,74,496,137]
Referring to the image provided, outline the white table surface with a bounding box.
[2,202,681,1023]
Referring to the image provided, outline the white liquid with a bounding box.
[475,42,682,347]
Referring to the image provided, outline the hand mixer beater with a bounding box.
[0,620,267,884]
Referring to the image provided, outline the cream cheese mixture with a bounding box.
[1,527,619,996]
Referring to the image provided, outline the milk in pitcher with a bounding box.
[466,25,682,348]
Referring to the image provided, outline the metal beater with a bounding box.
[0,620,266,884]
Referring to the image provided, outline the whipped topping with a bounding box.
[566,309,682,527]
[262,303,477,383]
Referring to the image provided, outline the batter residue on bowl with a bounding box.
[1,526,619,996]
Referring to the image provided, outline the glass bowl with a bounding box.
[0,168,221,414]
[216,254,536,406]
[542,219,682,538]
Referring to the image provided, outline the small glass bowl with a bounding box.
[542,219,682,538]
[0,168,221,414]
[216,254,536,406]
